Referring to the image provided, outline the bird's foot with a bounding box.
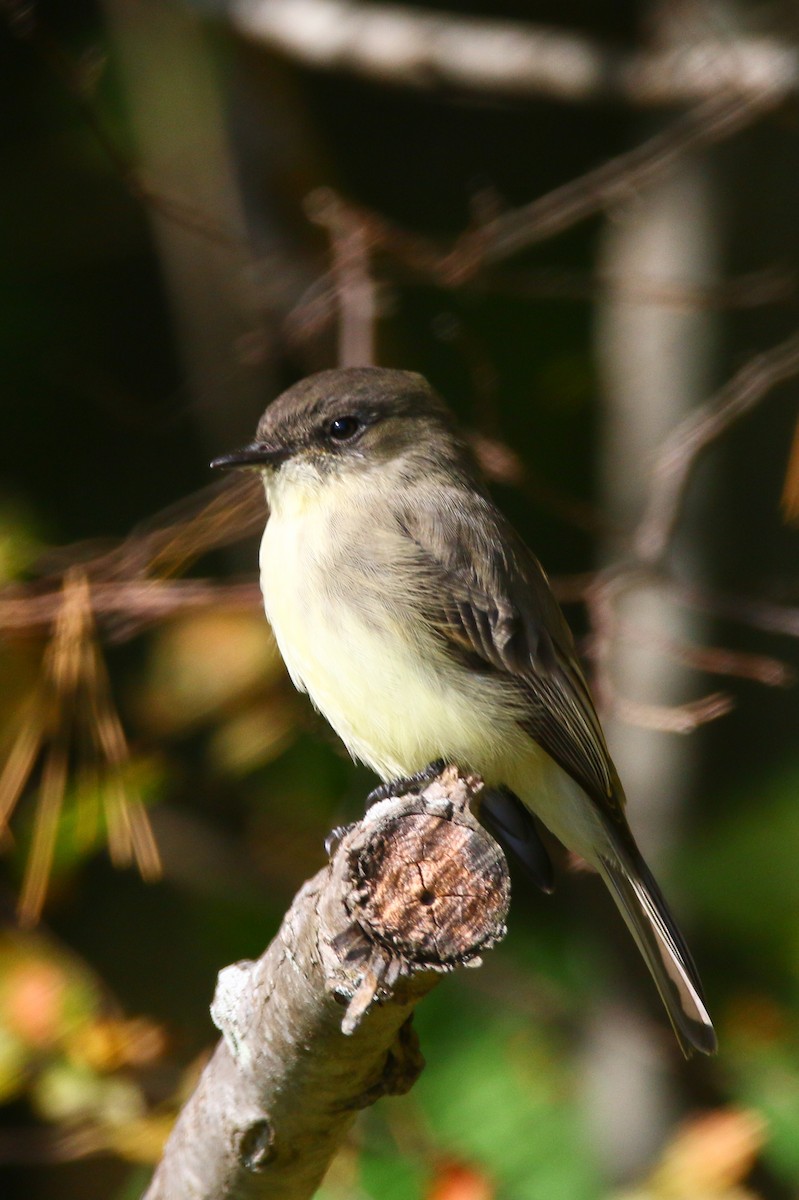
[365,758,447,811]
[324,822,357,858]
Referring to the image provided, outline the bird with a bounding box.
[211,366,716,1057]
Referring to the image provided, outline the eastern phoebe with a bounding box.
[212,367,715,1057]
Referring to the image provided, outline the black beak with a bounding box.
[210,442,288,470]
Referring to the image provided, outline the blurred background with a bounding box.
[1,0,798,1196]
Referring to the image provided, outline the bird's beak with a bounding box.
[210,441,289,470]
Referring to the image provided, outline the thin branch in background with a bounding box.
[578,330,799,732]
[460,264,795,311]
[582,571,799,729]
[0,693,47,832]
[671,582,799,641]
[9,574,91,922]
[231,0,799,107]
[580,571,742,733]
[281,255,794,371]
[307,188,378,366]
[471,433,617,537]
[612,691,735,734]
[293,83,777,288]
[282,271,339,349]
[615,624,794,688]
[0,571,161,925]
[781,409,799,525]
[636,330,799,563]
[450,92,779,277]
[47,474,266,586]
[278,91,779,292]
[0,580,261,638]
[580,553,796,718]
[18,729,69,927]
[5,0,787,358]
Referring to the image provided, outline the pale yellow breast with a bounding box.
[258,473,520,781]
[257,469,609,862]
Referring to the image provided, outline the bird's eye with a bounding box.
[327,415,362,441]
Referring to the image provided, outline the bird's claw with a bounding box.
[324,822,357,858]
[364,758,447,810]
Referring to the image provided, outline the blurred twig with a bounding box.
[50,475,266,584]
[307,189,378,367]
[0,580,261,636]
[577,322,799,732]
[782,410,799,524]
[0,571,161,924]
[636,331,799,563]
[612,691,735,735]
[275,91,781,291]
[456,264,795,311]
[450,93,778,275]
[583,571,739,734]
[671,582,799,640]
[613,625,794,688]
[231,0,799,106]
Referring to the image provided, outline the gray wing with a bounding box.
[397,487,717,1058]
[396,487,623,818]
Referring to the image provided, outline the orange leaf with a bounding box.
[426,1160,494,1200]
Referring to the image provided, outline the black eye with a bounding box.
[327,415,362,441]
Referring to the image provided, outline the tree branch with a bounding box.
[276,91,778,290]
[453,93,776,274]
[143,767,508,1200]
[635,330,799,563]
[230,0,799,107]
[0,580,261,636]
[307,189,378,367]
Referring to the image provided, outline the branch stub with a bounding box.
[349,807,509,967]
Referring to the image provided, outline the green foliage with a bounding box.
[683,758,799,1186]
[414,996,601,1199]
[686,762,799,975]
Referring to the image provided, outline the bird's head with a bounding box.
[211,367,473,504]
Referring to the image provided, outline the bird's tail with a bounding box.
[597,846,717,1057]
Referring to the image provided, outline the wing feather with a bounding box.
[397,488,621,816]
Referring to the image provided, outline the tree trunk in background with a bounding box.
[587,155,720,1178]
[101,0,270,454]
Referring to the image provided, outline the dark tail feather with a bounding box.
[598,848,717,1057]
[481,787,554,894]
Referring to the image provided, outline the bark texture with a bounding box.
[143,766,508,1200]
